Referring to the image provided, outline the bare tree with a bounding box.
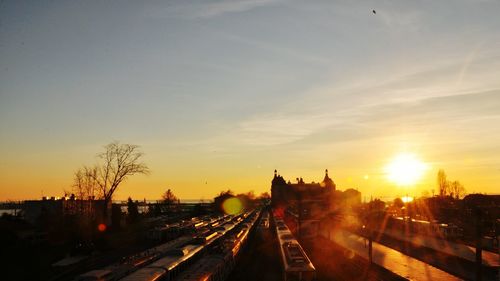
[65,166,100,223]
[258,192,271,200]
[241,191,255,200]
[73,166,99,200]
[92,141,149,221]
[437,169,449,197]
[450,180,466,199]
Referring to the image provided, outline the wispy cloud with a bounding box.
[234,113,336,146]
[144,0,284,20]
[209,29,330,65]
[211,49,500,148]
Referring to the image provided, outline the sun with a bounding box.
[385,153,427,186]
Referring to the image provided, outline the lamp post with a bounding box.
[474,207,483,281]
[367,199,373,265]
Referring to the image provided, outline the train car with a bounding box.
[75,269,114,281]
[88,211,258,281]
[173,209,260,281]
[388,216,462,239]
[120,244,206,281]
[273,214,316,281]
[228,223,251,259]
[192,230,219,245]
[118,267,166,281]
[231,215,243,223]
[187,211,259,280]
[178,220,209,235]
[147,225,182,242]
[174,253,233,281]
[258,217,270,229]
[214,222,237,236]
[75,235,195,281]
[193,221,207,229]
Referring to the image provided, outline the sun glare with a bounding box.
[385,153,427,186]
[402,196,414,203]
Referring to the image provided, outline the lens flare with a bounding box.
[98,223,107,232]
[222,197,243,215]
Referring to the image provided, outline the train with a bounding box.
[146,216,230,242]
[74,214,241,281]
[387,216,462,239]
[258,211,270,230]
[273,215,316,281]
[120,243,210,281]
[173,210,260,281]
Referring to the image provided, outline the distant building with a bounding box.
[271,169,335,208]
[462,194,500,223]
[271,169,336,239]
[23,197,110,225]
[342,188,361,207]
[463,194,500,208]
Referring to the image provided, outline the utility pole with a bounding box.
[298,193,302,240]
[368,202,373,265]
[368,229,373,264]
[475,208,483,281]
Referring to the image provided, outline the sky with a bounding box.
[1,0,499,201]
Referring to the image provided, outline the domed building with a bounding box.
[271,169,336,239]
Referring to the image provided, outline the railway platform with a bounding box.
[380,228,499,267]
[324,229,462,281]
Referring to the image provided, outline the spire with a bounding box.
[324,169,331,181]
[322,168,335,190]
[274,169,277,178]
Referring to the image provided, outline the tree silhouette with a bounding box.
[69,166,99,222]
[127,197,139,223]
[72,166,98,200]
[437,170,466,199]
[437,169,449,197]
[393,197,404,209]
[213,190,234,213]
[450,180,466,199]
[91,141,149,222]
[162,189,178,205]
[258,192,271,200]
[161,189,179,214]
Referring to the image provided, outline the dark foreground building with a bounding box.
[271,169,336,239]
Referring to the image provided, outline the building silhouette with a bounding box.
[271,169,336,239]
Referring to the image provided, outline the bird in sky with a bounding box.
[373,10,376,14]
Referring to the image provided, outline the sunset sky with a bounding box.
[1,0,499,201]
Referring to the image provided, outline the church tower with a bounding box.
[322,169,336,190]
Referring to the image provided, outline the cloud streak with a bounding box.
[216,50,500,148]
[144,0,284,20]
